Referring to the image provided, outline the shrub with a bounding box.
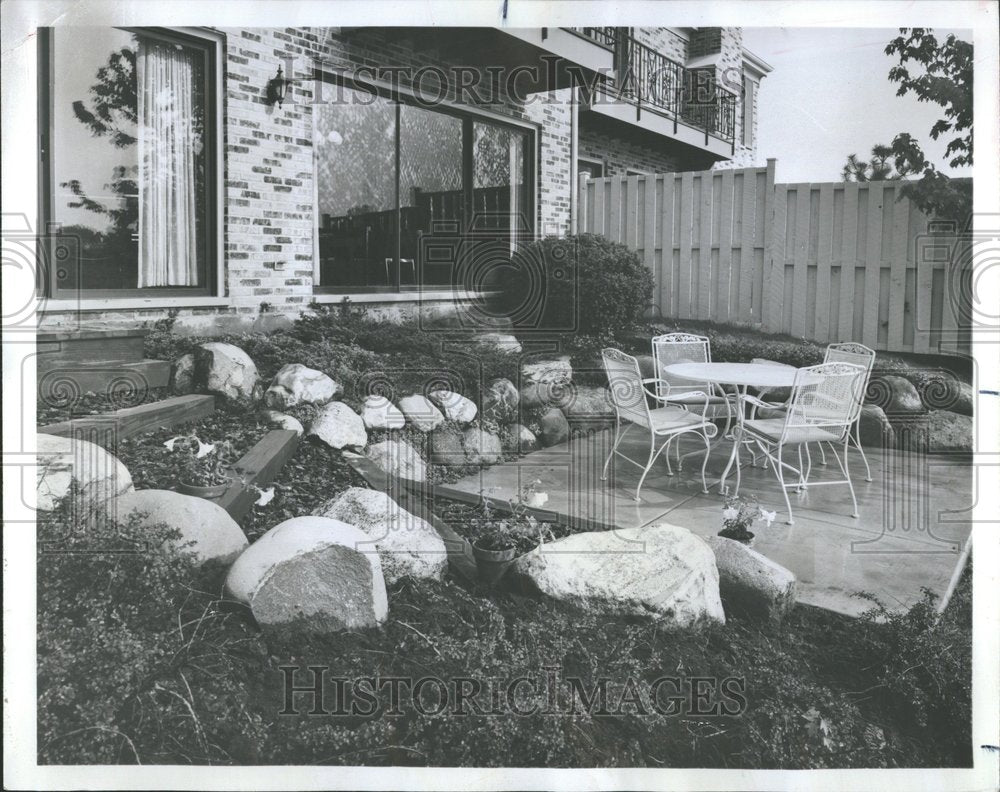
[495,234,654,338]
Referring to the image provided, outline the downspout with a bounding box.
[569,82,579,236]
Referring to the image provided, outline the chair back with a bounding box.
[824,343,875,408]
[602,348,651,428]
[651,333,712,399]
[782,362,866,441]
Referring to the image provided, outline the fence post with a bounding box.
[761,158,779,333]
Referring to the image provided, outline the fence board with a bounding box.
[576,166,966,355]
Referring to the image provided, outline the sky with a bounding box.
[741,27,973,183]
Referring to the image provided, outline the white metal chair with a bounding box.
[752,343,876,482]
[651,333,735,440]
[601,348,718,501]
[722,361,866,524]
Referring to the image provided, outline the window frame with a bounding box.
[311,70,537,295]
[38,25,224,300]
[742,73,756,148]
[577,156,606,179]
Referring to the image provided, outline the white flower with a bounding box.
[525,491,549,508]
[163,436,183,452]
[722,507,739,521]
[254,487,275,506]
[761,510,777,526]
[195,440,216,459]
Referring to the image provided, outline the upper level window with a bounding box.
[40,27,219,296]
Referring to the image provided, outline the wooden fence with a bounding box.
[578,160,971,355]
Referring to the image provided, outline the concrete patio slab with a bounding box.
[440,427,972,617]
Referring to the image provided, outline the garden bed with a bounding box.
[37,385,172,426]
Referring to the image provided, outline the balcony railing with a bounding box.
[571,27,618,49]
[581,29,739,145]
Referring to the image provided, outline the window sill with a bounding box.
[40,296,231,313]
[310,290,496,304]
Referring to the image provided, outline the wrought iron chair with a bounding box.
[752,343,876,482]
[721,361,866,524]
[601,348,718,502]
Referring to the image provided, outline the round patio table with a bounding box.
[662,361,814,494]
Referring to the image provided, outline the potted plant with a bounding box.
[470,481,554,585]
[719,494,776,546]
[165,434,239,498]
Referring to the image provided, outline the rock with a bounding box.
[482,378,520,423]
[365,439,426,482]
[114,489,248,567]
[398,394,445,432]
[360,395,406,431]
[522,356,573,386]
[501,423,539,454]
[429,425,467,466]
[260,410,305,436]
[429,390,478,423]
[264,363,340,410]
[513,523,724,625]
[926,410,973,453]
[308,402,367,450]
[520,382,561,411]
[195,342,261,402]
[857,404,894,448]
[462,428,503,465]
[170,353,196,395]
[36,433,133,513]
[538,408,570,447]
[918,376,974,416]
[225,516,388,632]
[872,374,923,415]
[314,488,447,584]
[476,332,522,354]
[952,381,974,416]
[562,384,615,421]
[706,537,797,622]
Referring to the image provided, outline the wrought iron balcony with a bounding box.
[584,29,739,145]
[570,27,618,49]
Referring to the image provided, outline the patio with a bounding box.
[439,425,972,617]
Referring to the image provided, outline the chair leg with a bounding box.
[699,430,712,494]
[797,445,806,491]
[852,421,873,482]
[602,419,624,481]
[772,444,795,524]
[817,442,828,466]
[830,438,859,518]
[635,432,667,502]
[664,437,675,476]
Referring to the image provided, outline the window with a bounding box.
[578,157,605,180]
[314,81,533,292]
[742,75,756,147]
[40,27,220,297]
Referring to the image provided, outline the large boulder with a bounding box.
[428,425,467,466]
[706,537,797,622]
[512,523,724,625]
[462,428,503,465]
[522,356,573,386]
[501,423,539,455]
[521,382,563,411]
[314,488,447,584]
[260,410,305,436]
[360,395,406,431]
[538,408,570,447]
[562,384,615,422]
[308,402,367,450]
[264,363,340,410]
[398,394,445,432]
[918,376,974,416]
[482,378,519,423]
[36,433,133,513]
[170,353,196,395]
[365,439,426,482]
[925,410,973,453]
[429,390,478,424]
[114,489,248,568]
[195,342,261,402]
[225,516,388,632]
[476,332,522,354]
[873,374,923,416]
[857,404,895,448]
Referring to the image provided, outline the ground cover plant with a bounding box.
[38,491,973,768]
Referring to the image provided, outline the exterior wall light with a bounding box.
[265,65,290,107]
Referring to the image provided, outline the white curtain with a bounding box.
[137,40,199,287]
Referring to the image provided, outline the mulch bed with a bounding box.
[37,386,172,426]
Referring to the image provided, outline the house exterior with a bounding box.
[32,25,771,333]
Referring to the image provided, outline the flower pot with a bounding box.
[471,541,521,585]
[176,478,234,499]
[718,528,755,547]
